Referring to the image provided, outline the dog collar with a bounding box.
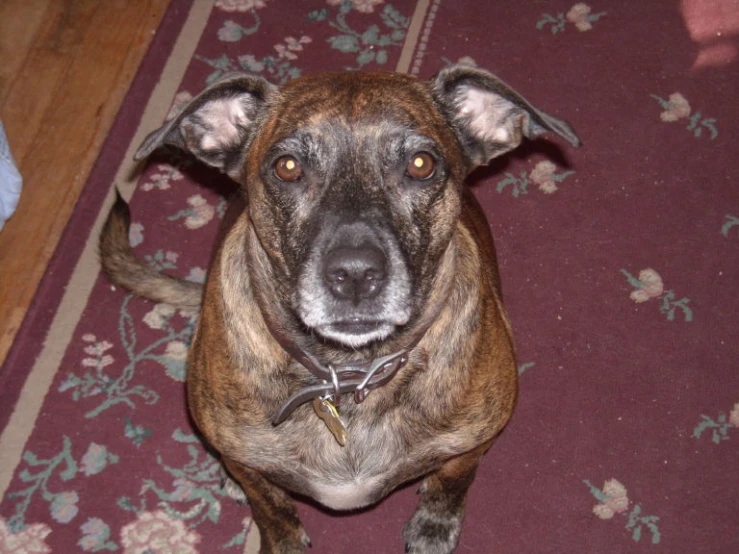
[271,347,411,425]
[263,299,442,428]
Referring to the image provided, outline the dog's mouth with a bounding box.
[332,319,385,334]
[317,318,397,348]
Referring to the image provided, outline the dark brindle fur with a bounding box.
[100,65,580,553]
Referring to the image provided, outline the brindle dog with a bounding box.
[100,64,580,553]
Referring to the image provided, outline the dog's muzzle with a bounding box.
[296,221,411,348]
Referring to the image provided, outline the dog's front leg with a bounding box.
[403,440,493,554]
[223,459,311,554]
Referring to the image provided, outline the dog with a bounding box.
[100,64,580,553]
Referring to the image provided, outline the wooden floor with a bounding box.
[0,0,170,367]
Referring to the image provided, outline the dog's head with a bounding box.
[136,65,579,349]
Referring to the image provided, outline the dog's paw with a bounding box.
[220,466,248,505]
[402,507,462,554]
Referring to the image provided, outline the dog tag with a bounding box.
[312,397,348,446]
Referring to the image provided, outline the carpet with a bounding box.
[1,0,738,552]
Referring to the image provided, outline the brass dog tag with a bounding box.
[312,397,348,446]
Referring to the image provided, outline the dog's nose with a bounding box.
[324,245,387,303]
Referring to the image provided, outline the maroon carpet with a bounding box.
[1,1,738,552]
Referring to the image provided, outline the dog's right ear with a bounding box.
[134,74,278,178]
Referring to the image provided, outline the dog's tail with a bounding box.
[99,191,203,308]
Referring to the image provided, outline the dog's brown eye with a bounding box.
[274,156,303,182]
[406,153,435,180]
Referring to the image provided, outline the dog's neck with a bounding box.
[265,316,421,425]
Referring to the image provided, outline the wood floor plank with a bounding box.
[0,0,170,367]
[32,0,99,56]
[2,49,71,166]
[0,0,51,103]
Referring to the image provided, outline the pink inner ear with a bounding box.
[455,86,517,145]
[194,97,253,151]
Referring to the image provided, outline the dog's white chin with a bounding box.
[316,322,396,348]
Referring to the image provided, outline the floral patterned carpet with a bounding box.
[1,0,738,552]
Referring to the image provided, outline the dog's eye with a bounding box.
[406,153,435,180]
[274,156,303,182]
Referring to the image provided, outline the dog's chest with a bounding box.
[243,404,440,511]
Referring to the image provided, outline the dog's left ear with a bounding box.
[134,74,278,179]
[432,65,581,167]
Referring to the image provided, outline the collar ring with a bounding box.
[328,364,341,405]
